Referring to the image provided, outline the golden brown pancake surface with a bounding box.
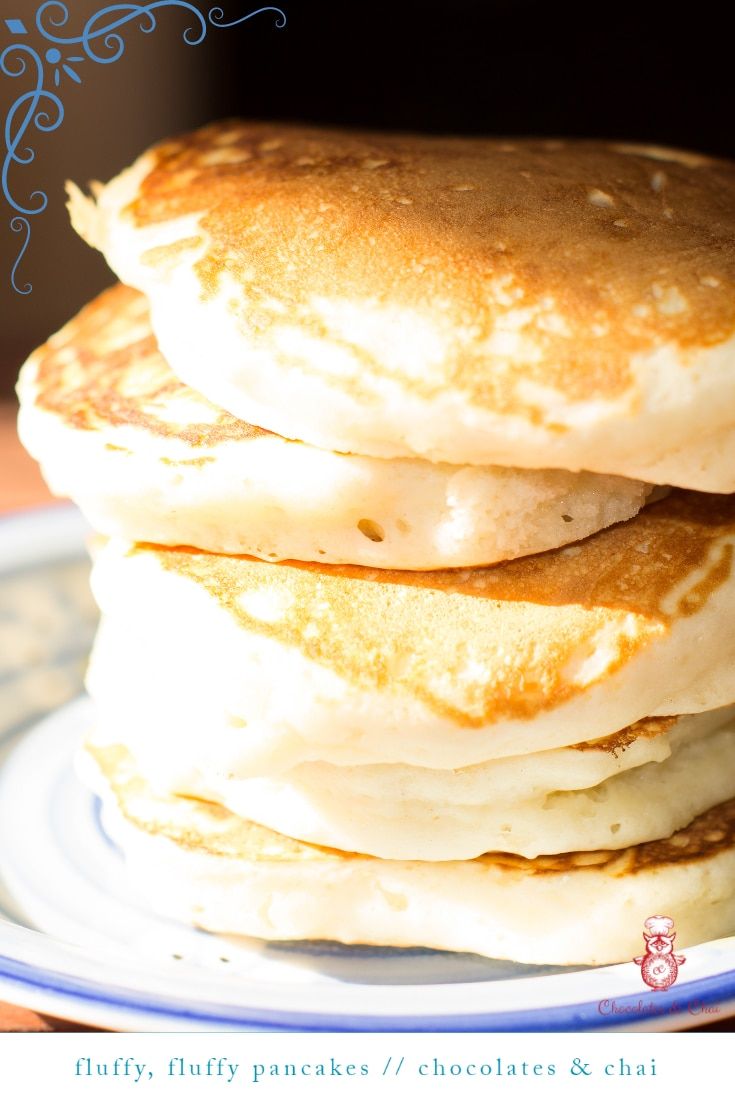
[119,122,735,414]
[572,715,679,754]
[31,283,267,447]
[134,491,735,727]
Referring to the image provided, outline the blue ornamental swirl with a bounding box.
[2,3,286,294]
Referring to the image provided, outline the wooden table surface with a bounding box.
[0,400,731,1033]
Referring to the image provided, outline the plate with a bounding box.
[0,505,733,1032]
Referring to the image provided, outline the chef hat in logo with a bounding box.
[644,915,675,936]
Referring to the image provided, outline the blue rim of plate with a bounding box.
[0,946,733,1031]
[0,503,734,1032]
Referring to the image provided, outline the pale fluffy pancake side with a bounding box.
[69,123,735,489]
[88,709,735,860]
[87,492,735,771]
[94,710,710,816]
[16,284,649,569]
[82,742,735,965]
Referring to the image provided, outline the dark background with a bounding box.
[2,0,734,394]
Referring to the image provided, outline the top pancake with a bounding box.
[69,121,735,487]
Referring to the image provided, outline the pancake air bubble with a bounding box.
[358,519,385,542]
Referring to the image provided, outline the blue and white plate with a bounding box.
[0,505,733,1032]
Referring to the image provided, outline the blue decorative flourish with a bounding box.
[2,3,286,294]
[10,216,32,294]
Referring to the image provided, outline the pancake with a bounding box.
[87,491,735,772]
[94,710,717,815]
[82,741,735,965]
[16,283,650,569]
[88,708,735,861]
[69,122,735,490]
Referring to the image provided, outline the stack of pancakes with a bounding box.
[17,122,735,965]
